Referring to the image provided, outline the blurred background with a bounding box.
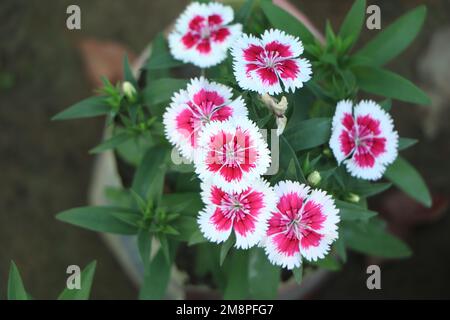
[1,0,449,299]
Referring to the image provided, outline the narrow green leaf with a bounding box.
[342,220,412,258]
[379,98,392,111]
[132,147,168,205]
[356,6,427,66]
[338,0,366,48]
[138,229,152,266]
[223,250,249,300]
[280,136,306,183]
[123,54,137,87]
[56,206,140,235]
[292,265,303,284]
[146,33,184,70]
[398,137,418,151]
[220,235,235,266]
[160,192,202,216]
[52,96,109,120]
[172,216,198,242]
[58,261,97,300]
[385,156,432,207]
[336,200,378,221]
[309,254,341,271]
[283,118,332,151]
[236,0,254,24]
[248,248,280,299]
[353,66,431,105]
[335,237,347,262]
[260,1,314,44]
[188,230,207,246]
[143,78,188,107]
[8,261,28,300]
[89,132,133,154]
[139,242,176,299]
[347,180,392,198]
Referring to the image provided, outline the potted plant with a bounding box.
[51,0,431,300]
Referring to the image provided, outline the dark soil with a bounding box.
[1,0,449,299]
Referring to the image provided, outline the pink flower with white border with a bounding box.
[264,181,339,269]
[168,2,242,68]
[199,178,276,249]
[163,77,247,161]
[329,100,399,181]
[195,118,271,193]
[231,29,312,95]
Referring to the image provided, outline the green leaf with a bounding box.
[342,220,412,258]
[143,78,188,110]
[146,33,183,70]
[379,98,392,111]
[283,118,331,151]
[123,54,137,87]
[248,248,280,299]
[56,206,140,235]
[353,66,431,105]
[8,261,28,300]
[338,0,366,49]
[260,0,314,44]
[132,147,168,205]
[309,254,341,271]
[280,136,306,183]
[160,192,202,216]
[172,216,198,242]
[348,181,392,198]
[58,261,97,300]
[52,96,109,120]
[223,250,249,300]
[220,234,235,266]
[385,156,432,207]
[292,265,303,284]
[336,200,378,221]
[335,237,347,262]
[236,0,254,24]
[89,132,133,154]
[139,242,176,299]
[188,230,207,246]
[398,137,418,151]
[356,6,427,66]
[138,229,152,266]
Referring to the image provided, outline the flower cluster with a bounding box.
[164,2,342,269]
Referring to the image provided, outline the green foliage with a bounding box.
[356,6,427,66]
[385,157,432,207]
[58,261,97,300]
[8,261,29,300]
[52,96,110,120]
[56,206,141,234]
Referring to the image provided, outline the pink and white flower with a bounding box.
[231,29,312,95]
[195,118,271,193]
[329,100,399,181]
[163,77,247,160]
[168,2,242,68]
[199,178,276,249]
[264,181,340,269]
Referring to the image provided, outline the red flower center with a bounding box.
[339,113,387,168]
[181,15,231,54]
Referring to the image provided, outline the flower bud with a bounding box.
[122,81,137,101]
[346,192,360,203]
[307,170,321,186]
[276,115,287,136]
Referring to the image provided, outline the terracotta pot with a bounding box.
[87,0,329,299]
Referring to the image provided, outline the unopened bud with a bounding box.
[346,192,360,203]
[276,115,287,136]
[122,81,137,101]
[307,170,321,186]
